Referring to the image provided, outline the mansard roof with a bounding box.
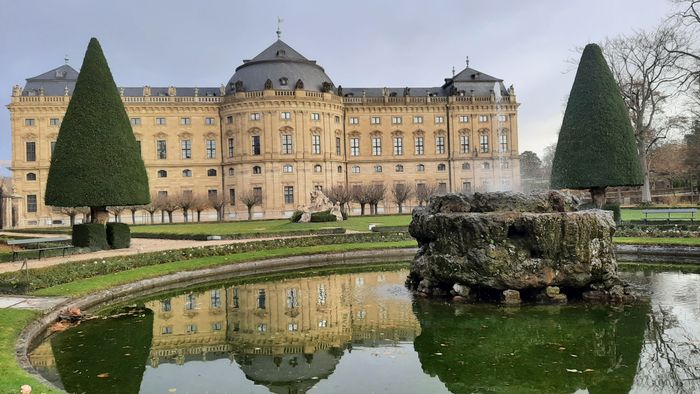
[23,64,79,96]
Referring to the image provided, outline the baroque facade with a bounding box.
[7,38,520,227]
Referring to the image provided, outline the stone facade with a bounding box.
[6,39,520,227]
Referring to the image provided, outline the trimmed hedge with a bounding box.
[310,210,337,222]
[107,222,131,249]
[0,232,415,294]
[72,224,108,250]
[371,225,410,233]
[130,227,345,241]
[290,210,303,223]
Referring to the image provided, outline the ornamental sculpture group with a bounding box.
[407,191,637,305]
[296,190,343,223]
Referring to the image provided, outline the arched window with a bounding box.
[395,164,404,172]
[157,170,168,178]
[352,165,360,173]
[253,166,262,174]
[337,165,343,173]
[228,167,235,176]
[207,169,217,177]
[314,164,322,173]
[482,162,490,169]
[283,164,293,173]
[26,172,36,181]
[437,163,446,172]
[417,164,425,172]
[374,165,383,173]
[182,169,192,177]
[462,162,470,170]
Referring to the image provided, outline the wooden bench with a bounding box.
[6,237,73,261]
[642,208,697,223]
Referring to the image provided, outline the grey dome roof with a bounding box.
[227,40,334,94]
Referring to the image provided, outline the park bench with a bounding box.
[6,237,73,261]
[641,208,697,223]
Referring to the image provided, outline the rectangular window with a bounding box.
[462,182,472,193]
[226,115,233,124]
[350,138,359,156]
[206,140,216,159]
[335,137,342,156]
[181,140,192,159]
[413,116,423,124]
[229,188,236,205]
[186,324,197,334]
[207,189,218,200]
[459,115,469,123]
[435,116,444,124]
[352,166,360,173]
[460,135,470,153]
[393,137,403,155]
[480,134,489,153]
[415,137,424,155]
[162,326,173,335]
[156,117,166,125]
[130,117,141,126]
[499,133,508,153]
[312,135,321,154]
[349,117,359,125]
[180,117,191,125]
[205,117,215,125]
[50,141,56,156]
[335,115,340,123]
[252,136,261,155]
[49,118,60,126]
[228,137,235,157]
[257,289,266,309]
[161,299,172,312]
[281,135,293,154]
[157,140,167,159]
[27,195,37,213]
[372,137,381,156]
[211,290,221,308]
[498,114,508,122]
[24,118,35,127]
[25,142,36,162]
[479,115,489,122]
[253,186,263,202]
[284,186,294,204]
[438,182,447,194]
[436,136,445,154]
[251,112,261,121]
[280,111,291,120]
[311,112,320,121]
[391,116,402,125]
[370,116,381,125]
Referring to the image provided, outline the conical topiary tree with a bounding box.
[45,38,149,223]
[551,43,643,208]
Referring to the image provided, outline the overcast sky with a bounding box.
[0,0,677,176]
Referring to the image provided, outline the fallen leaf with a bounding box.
[570,354,578,358]
[558,347,566,351]
[434,352,443,356]
[96,373,110,378]
[584,368,595,373]
[566,369,578,373]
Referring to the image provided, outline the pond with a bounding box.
[30,264,700,394]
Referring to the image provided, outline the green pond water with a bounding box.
[30,265,700,394]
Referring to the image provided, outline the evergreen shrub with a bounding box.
[310,210,337,222]
[290,210,303,223]
[72,224,108,250]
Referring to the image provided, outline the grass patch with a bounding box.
[0,309,62,394]
[620,208,697,222]
[614,237,700,246]
[32,240,416,297]
[619,262,700,274]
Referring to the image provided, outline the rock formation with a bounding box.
[407,191,636,304]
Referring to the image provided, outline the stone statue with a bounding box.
[297,190,343,223]
[143,85,151,96]
[337,85,343,96]
[295,79,304,90]
[403,87,410,96]
[264,79,273,90]
[219,84,226,96]
[194,87,199,97]
[168,86,177,97]
[234,80,244,92]
[382,87,388,96]
[119,87,125,96]
[321,82,333,93]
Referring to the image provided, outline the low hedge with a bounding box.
[72,224,108,250]
[0,232,414,294]
[107,223,131,249]
[371,225,410,233]
[310,210,337,222]
[130,227,345,241]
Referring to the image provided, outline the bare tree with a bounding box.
[52,206,85,226]
[128,205,143,224]
[192,194,210,222]
[178,192,196,223]
[415,182,438,206]
[351,184,372,216]
[156,196,179,223]
[208,193,228,222]
[602,26,689,202]
[142,194,160,224]
[326,184,352,216]
[108,206,128,222]
[391,183,413,214]
[239,189,262,220]
[669,0,700,85]
[367,183,386,215]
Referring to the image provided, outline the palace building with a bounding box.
[6,37,520,227]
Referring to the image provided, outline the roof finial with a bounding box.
[452,66,455,77]
[466,56,469,67]
[276,17,284,39]
[64,54,69,65]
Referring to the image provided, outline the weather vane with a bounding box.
[64,54,69,65]
[277,17,284,39]
[466,56,469,67]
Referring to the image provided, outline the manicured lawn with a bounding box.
[32,240,416,297]
[614,237,700,246]
[620,208,697,222]
[130,215,412,235]
[0,309,62,394]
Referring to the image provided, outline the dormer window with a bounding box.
[55,70,66,78]
[279,77,288,86]
[276,49,286,57]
